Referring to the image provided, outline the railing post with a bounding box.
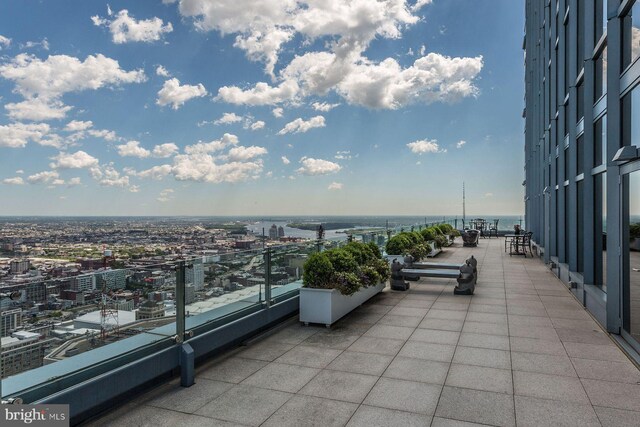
[176,260,194,387]
[264,248,272,308]
[176,261,186,342]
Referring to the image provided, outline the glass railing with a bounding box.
[1,237,358,404]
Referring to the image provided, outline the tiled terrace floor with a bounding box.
[89,238,640,427]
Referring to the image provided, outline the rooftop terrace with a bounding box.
[87,238,640,427]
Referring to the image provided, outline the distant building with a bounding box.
[1,308,22,337]
[186,258,204,291]
[1,333,55,378]
[95,269,127,291]
[278,226,285,238]
[9,259,30,274]
[269,224,278,240]
[136,300,165,320]
[70,274,96,292]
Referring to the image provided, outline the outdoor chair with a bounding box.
[510,231,533,257]
[487,219,499,238]
[462,229,480,247]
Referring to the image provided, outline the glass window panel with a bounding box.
[594,115,607,166]
[564,102,570,137]
[595,173,607,290]
[625,170,640,343]
[595,46,607,101]
[577,180,584,273]
[622,86,640,149]
[577,82,584,122]
[577,1,584,73]
[565,22,570,96]
[622,3,640,69]
[577,135,584,175]
[595,0,605,43]
[564,147,569,181]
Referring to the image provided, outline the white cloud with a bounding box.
[296,157,341,176]
[67,177,82,186]
[5,99,73,121]
[129,185,140,193]
[184,133,238,154]
[328,182,343,190]
[15,170,24,174]
[419,44,426,56]
[3,177,24,185]
[156,65,171,77]
[152,142,179,158]
[50,151,100,169]
[64,120,93,132]
[214,112,243,125]
[156,78,207,109]
[484,192,494,197]
[92,9,173,44]
[171,153,264,183]
[272,107,284,118]
[0,122,51,148]
[456,140,466,149]
[27,170,60,184]
[281,156,290,165]
[412,0,433,12]
[227,145,267,161]
[87,129,118,141]
[407,139,446,155]
[217,80,299,106]
[407,48,414,56]
[312,101,339,112]
[89,164,131,188]
[0,35,11,50]
[249,120,265,130]
[0,53,146,121]
[117,141,151,158]
[20,38,49,51]
[131,164,173,180]
[277,115,325,135]
[178,0,481,110]
[157,188,174,202]
[334,151,351,160]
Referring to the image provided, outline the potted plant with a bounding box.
[299,241,390,326]
[385,232,432,262]
[630,223,640,251]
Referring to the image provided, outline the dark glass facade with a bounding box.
[525,0,640,358]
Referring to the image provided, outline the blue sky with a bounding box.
[0,0,525,216]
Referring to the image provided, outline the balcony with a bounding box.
[66,238,640,427]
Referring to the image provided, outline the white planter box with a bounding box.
[426,240,442,258]
[299,281,386,327]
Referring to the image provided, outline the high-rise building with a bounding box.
[278,226,285,238]
[70,274,96,292]
[1,332,55,378]
[95,269,127,291]
[269,224,278,240]
[524,0,640,354]
[186,258,204,291]
[9,259,31,274]
[136,300,165,320]
[1,308,22,337]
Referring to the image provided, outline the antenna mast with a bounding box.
[462,182,466,228]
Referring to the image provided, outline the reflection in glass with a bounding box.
[622,86,640,149]
[595,0,606,43]
[577,180,584,273]
[622,3,640,69]
[594,46,607,101]
[594,115,607,166]
[626,170,640,344]
[595,173,607,290]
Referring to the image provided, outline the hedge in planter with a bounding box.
[303,241,390,296]
[386,231,432,260]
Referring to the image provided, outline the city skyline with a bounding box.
[0,0,525,216]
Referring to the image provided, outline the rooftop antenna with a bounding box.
[462,182,466,228]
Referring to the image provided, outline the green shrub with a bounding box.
[303,241,390,295]
[437,224,454,234]
[302,252,334,289]
[420,228,436,241]
[631,223,640,239]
